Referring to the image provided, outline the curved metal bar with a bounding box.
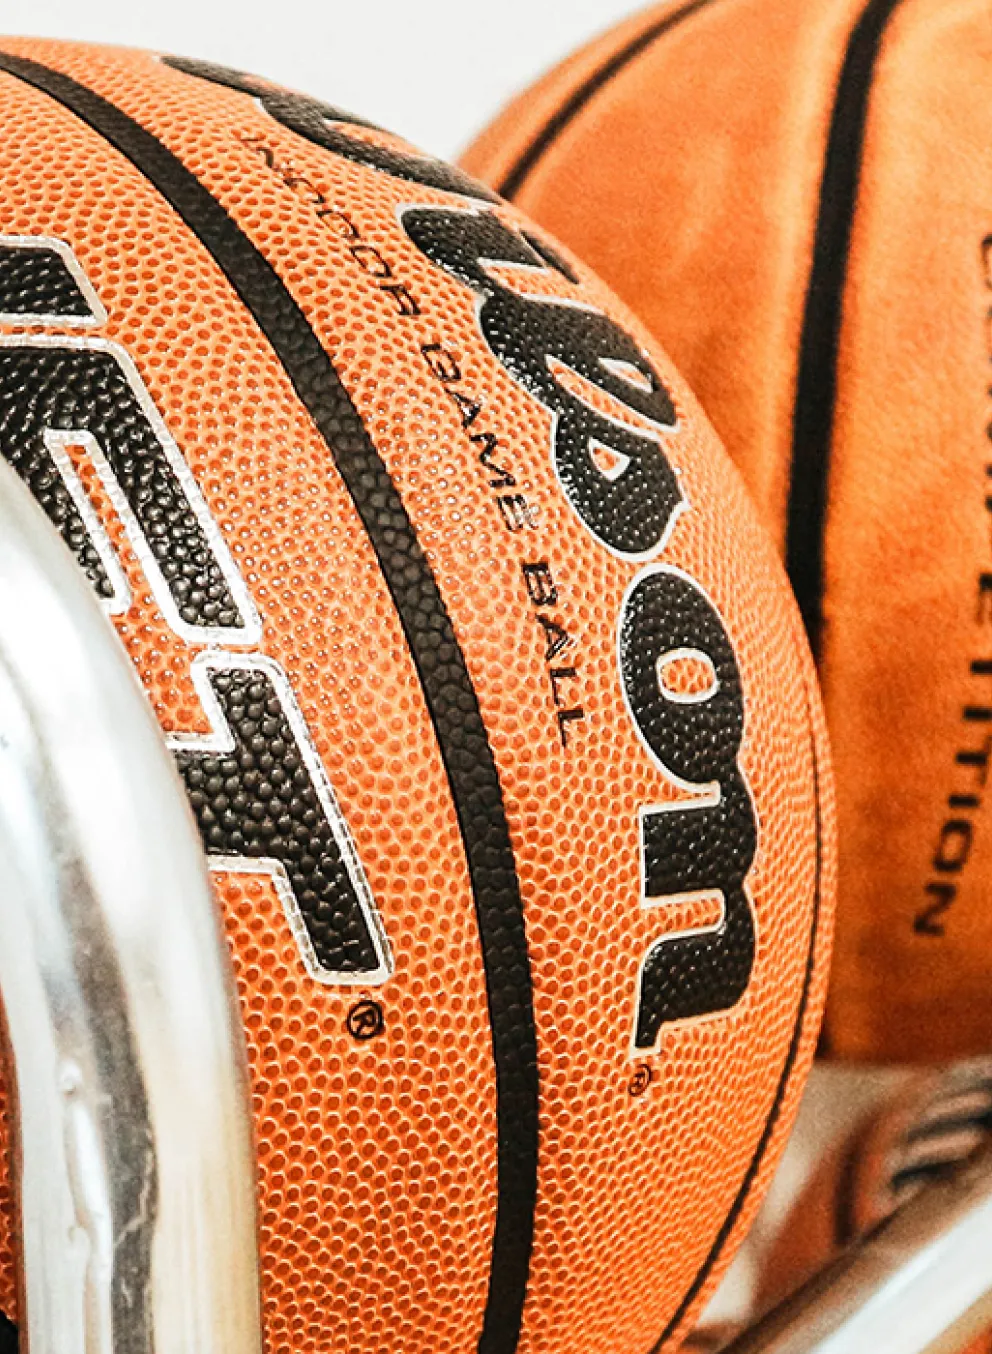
[724,1140,992,1354]
[0,460,261,1354]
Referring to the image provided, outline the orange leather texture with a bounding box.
[463,0,992,1062]
[0,38,833,1354]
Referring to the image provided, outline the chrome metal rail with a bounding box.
[721,1099,992,1353]
[0,460,261,1354]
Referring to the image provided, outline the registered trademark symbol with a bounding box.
[347,998,385,1041]
[628,1064,654,1097]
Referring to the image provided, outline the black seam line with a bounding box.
[786,0,908,658]
[498,0,724,201]
[0,51,539,1354]
[649,661,826,1352]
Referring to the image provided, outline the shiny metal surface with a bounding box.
[723,1140,992,1354]
[0,460,261,1354]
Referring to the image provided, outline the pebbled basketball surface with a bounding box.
[0,38,832,1354]
[462,0,992,1062]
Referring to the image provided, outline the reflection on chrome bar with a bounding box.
[0,460,261,1354]
[725,1141,992,1354]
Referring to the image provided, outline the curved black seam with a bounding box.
[0,51,539,1354]
[498,0,724,201]
[786,0,909,656]
[649,661,826,1352]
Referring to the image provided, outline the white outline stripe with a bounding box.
[42,430,131,615]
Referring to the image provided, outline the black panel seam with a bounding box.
[786,0,909,657]
[498,0,725,201]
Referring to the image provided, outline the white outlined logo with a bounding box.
[0,237,392,986]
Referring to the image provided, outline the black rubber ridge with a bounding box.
[0,50,540,1354]
[787,0,908,656]
[498,0,723,201]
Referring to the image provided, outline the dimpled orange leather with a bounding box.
[463,0,992,1062]
[0,38,832,1354]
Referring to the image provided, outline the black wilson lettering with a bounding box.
[404,201,752,1037]
[163,55,497,203]
[401,206,682,558]
[619,567,756,1050]
[519,229,580,284]
[0,54,537,1348]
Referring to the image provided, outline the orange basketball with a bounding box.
[0,38,833,1354]
[463,0,992,1062]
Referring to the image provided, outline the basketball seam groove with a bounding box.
[786,0,910,656]
[497,0,724,201]
[0,49,539,1354]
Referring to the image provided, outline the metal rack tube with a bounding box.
[725,1139,992,1354]
[0,461,261,1354]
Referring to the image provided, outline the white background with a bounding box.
[3,2,642,161]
